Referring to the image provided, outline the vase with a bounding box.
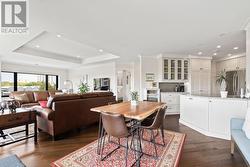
[131,100,138,106]
[220,91,228,98]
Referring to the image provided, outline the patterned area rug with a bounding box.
[51,130,186,167]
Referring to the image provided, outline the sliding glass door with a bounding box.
[17,73,46,91]
[1,72,14,96]
[1,71,59,97]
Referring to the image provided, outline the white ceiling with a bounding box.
[0,0,250,69]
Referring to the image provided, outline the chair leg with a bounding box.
[161,126,165,146]
[125,137,129,167]
[130,133,133,148]
[141,129,144,140]
[151,130,158,158]
[231,139,235,155]
[138,128,143,153]
[100,133,107,160]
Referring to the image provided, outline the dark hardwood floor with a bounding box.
[0,115,246,167]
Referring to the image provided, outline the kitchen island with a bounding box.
[180,94,249,140]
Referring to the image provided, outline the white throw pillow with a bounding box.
[242,107,250,139]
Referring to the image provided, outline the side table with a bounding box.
[0,108,37,147]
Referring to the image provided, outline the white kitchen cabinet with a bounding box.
[180,95,248,140]
[216,56,246,72]
[161,92,181,114]
[190,59,211,71]
[180,96,209,131]
[190,58,211,95]
[208,99,247,138]
[162,58,189,81]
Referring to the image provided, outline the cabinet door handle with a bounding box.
[188,98,193,100]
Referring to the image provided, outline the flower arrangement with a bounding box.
[216,70,228,98]
[216,70,227,91]
[78,82,90,94]
[131,91,139,101]
[130,91,139,105]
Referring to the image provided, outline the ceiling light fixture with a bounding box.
[198,52,203,55]
[56,34,61,38]
[99,49,103,52]
[233,47,239,50]
[213,53,217,56]
[35,45,40,48]
[76,56,80,58]
[228,53,232,56]
[217,45,221,49]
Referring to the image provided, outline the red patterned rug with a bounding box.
[51,130,186,167]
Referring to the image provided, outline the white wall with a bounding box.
[139,56,159,100]
[68,62,117,96]
[246,26,250,91]
[1,62,68,89]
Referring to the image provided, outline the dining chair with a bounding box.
[137,105,167,157]
[100,112,140,167]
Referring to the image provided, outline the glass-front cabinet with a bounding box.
[163,59,169,80]
[162,58,189,81]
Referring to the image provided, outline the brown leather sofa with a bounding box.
[9,90,62,108]
[34,92,115,139]
[10,91,116,139]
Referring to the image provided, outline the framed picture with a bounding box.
[145,73,155,82]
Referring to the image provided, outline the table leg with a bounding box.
[34,121,37,143]
[25,124,29,136]
[134,121,141,167]
[97,114,103,155]
[0,130,6,139]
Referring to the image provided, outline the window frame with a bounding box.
[1,71,59,97]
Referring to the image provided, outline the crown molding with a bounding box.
[242,17,250,30]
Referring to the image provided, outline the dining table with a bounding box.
[90,101,165,166]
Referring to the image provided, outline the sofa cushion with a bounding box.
[33,91,49,102]
[48,90,63,96]
[10,91,35,103]
[232,129,250,163]
[39,101,48,108]
[47,94,81,108]
[80,93,98,98]
[21,103,39,108]
[35,106,55,120]
[14,93,30,103]
[243,108,250,139]
[96,91,113,97]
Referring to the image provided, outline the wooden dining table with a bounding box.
[91,101,165,166]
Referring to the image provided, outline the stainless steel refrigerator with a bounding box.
[226,70,246,96]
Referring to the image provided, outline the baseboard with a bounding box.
[179,119,230,140]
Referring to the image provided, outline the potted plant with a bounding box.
[78,82,90,94]
[130,91,139,106]
[216,70,228,98]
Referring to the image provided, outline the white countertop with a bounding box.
[182,94,250,101]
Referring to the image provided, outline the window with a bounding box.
[48,75,57,91]
[1,71,59,97]
[1,72,14,96]
[17,73,46,91]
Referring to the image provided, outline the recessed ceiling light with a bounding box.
[213,53,217,56]
[233,47,239,50]
[198,52,203,55]
[35,45,40,48]
[76,56,80,58]
[217,45,222,48]
[99,49,103,52]
[228,53,232,56]
[56,34,61,38]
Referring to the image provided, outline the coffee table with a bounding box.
[0,108,37,146]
